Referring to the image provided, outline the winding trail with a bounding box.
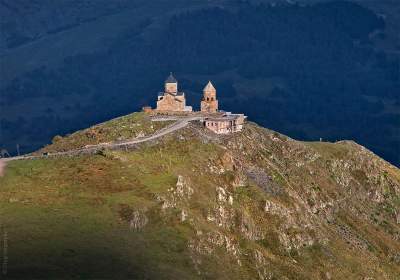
[1,117,203,165]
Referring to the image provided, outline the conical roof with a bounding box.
[203,81,216,92]
[165,72,177,83]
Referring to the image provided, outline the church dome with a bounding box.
[203,81,216,92]
[165,73,177,83]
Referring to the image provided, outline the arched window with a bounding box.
[207,97,209,101]
[211,97,214,101]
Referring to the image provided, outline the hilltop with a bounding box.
[0,112,399,279]
[1,0,399,167]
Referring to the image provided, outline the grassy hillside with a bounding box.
[36,112,172,153]
[1,118,399,279]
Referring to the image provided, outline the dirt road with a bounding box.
[0,117,203,166]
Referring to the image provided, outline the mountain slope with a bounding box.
[1,115,399,279]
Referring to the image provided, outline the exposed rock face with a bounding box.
[253,249,273,280]
[129,210,148,231]
[175,175,194,198]
[188,230,242,266]
[158,175,194,210]
[117,204,148,231]
[206,187,236,229]
[181,209,188,222]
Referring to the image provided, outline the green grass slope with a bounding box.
[36,112,172,153]
[1,119,399,279]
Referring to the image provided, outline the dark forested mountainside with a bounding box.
[0,0,137,49]
[1,1,399,166]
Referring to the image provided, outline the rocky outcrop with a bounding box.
[188,230,242,266]
[158,175,194,210]
[207,187,235,229]
[129,210,148,231]
[253,249,273,280]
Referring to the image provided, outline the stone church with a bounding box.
[155,73,220,113]
[156,73,192,112]
[146,73,246,134]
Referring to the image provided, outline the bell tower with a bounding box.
[201,81,218,113]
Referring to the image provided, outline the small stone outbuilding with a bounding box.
[204,113,246,134]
